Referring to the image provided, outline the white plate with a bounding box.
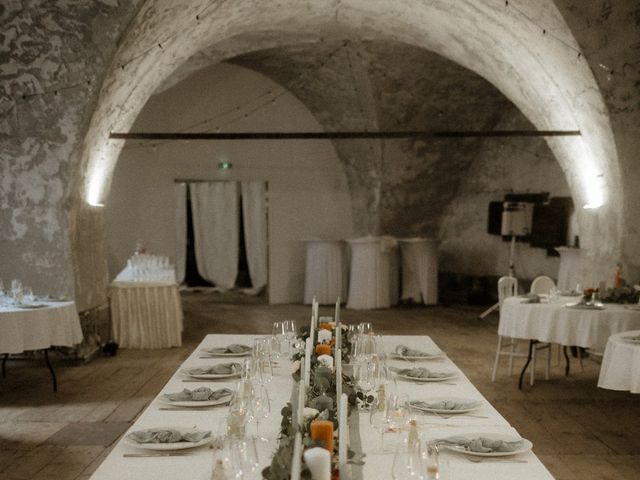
[199,349,251,358]
[158,393,232,408]
[123,427,212,451]
[389,352,446,361]
[395,372,457,382]
[439,433,533,457]
[408,397,482,414]
[17,303,47,309]
[181,366,241,380]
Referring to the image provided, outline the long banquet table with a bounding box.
[90,333,553,480]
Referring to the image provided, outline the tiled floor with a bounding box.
[0,292,639,479]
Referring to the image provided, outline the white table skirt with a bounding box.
[90,333,552,480]
[0,301,83,354]
[346,237,399,310]
[303,240,348,305]
[110,282,183,349]
[598,330,640,394]
[499,296,640,351]
[399,238,438,305]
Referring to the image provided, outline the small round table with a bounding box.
[598,329,640,394]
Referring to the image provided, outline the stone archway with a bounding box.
[71,0,621,308]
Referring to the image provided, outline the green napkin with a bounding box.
[164,387,233,402]
[522,294,540,304]
[204,344,252,355]
[185,363,242,376]
[395,345,437,357]
[436,435,523,453]
[410,399,478,411]
[390,367,451,379]
[127,428,211,444]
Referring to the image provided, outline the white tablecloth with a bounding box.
[499,296,640,351]
[598,329,640,394]
[110,282,183,349]
[399,238,438,305]
[555,247,582,292]
[303,239,348,305]
[90,334,291,480]
[90,333,553,480]
[346,236,399,310]
[359,335,553,479]
[0,301,83,354]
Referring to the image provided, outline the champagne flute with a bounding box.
[251,382,271,442]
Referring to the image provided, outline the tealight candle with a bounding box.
[310,419,334,453]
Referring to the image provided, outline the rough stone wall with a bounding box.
[556,0,640,282]
[0,0,139,304]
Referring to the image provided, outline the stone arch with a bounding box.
[73,0,622,304]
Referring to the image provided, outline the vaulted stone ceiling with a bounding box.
[229,40,545,235]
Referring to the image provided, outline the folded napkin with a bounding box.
[165,387,233,402]
[436,435,523,453]
[395,345,436,357]
[204,344,252,355]
[185,363,242,376]
[410,399,478,411]
[127,428,211,444]
[521,293,540,304]
[390,367,450,379]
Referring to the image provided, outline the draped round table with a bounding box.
[598,329,640,394]
[398,237,438,305]
[0,300,83,391]
[499,296,640,351]
[346,236,399,310]
[303,239,348,305]
[110,282,183,349]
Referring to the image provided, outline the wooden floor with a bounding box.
[1,292,639,479]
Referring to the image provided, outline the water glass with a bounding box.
[391,433,422,479]
[22,286,34,304]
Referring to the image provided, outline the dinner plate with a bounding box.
[395,371,457,383]
[16,303,47,309]
[181,366,241,380]
[123,427,212,451]
[407,397,482,414]
[565,302,605,310]
[388,352,446,361]
[199,349,251,358]
[438,433,533,457]
[158,393,232,408]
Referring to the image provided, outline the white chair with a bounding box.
[530,275,556,295]
[491,276,551,385]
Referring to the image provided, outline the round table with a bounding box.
[398,237,438,305]
[303,239,348,305]
[0,299,83,391]
[346,236,399,310]
[598,329,640,394]
[110,281,183,349]
[499,296,640,351]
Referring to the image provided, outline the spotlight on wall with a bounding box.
[218,161,232,170]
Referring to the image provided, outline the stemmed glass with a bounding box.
[11,279,22,304]
[282,320,296,355]
[391,434,423,480]
[253,337,273,383]
[219,435,260,479]
[250,382,271,442]
[271,322,283,359]
[355,363,375,410]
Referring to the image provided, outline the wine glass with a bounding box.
[355,363,375,409]
[250,382,271,442]
[391,433,422,479]
[22,286,34,304]
[283,320,296,354]
[358,322,373,335]
[11,279,22,303]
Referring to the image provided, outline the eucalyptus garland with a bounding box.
[262,325,356,480]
